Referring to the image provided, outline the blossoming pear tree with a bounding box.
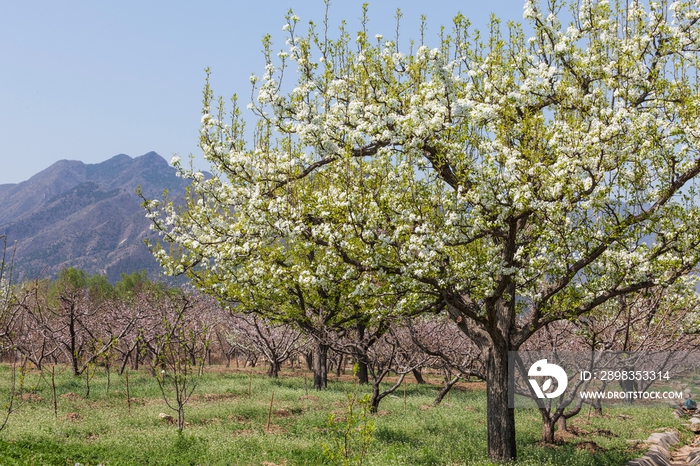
[144,0,700,460]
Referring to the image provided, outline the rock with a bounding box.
[626,431,678,466]
[647,444,670,458]
[642,451,671,466]
[646,431,679,450]
[690,418,700,433]
[158,413,175,424]
[688,449,700,465]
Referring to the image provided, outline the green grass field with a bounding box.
[0,364,687,465]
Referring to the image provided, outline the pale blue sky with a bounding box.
[0,0,523,185]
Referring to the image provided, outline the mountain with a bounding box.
[0,152,190,283]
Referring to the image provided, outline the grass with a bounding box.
[0,363,687,465]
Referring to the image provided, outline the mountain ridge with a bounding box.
[0,152,189,283]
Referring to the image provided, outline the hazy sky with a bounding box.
[0,0,523,185]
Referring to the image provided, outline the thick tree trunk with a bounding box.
[354,323,369,384]
[305,351,313,371]
[541,413,555,444]
[313,343,328,390]
[267,360,281,378]
[485,345,517,461]
[557,415,567,432]
[412,368,426,384]
[356,359,369,384]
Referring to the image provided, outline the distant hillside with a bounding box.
[0,152,190,283]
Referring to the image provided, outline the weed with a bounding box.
[323,365,375,466]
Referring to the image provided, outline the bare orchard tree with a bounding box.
[573,281,700,411]
[407,315,484,405]
[149,290,211,431]
[332,317,393,387]
[226,314,305,378]
[516,280,700,444]
[4,280,60,370]
[0,236,30,432]
[516,321,603,444]
[14,271,142,398]
[408,317,481,401]
[26,269,139,379]
[111,277,166,374]
[363,323,428,413]
[213,317,244,368]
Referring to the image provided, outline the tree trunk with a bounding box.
[370,372,406,413]
[356,359,369,384]
[336,353,344,377]
[133,342,140,371]
[69,308,79,377]
[267,360,281,378]
[594,399,603,416]
[119,350,131,375]
[541,413,555,444]
[371,379,381,413]
[484,345,517,461]
[557,415,567,432]
[84,370,91,398]
[434,375,460,405]
[412,368,426,384]
[313,343,328,390]
[540,407,572,443]
[354,323,369,384]
[177,407,185,432]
